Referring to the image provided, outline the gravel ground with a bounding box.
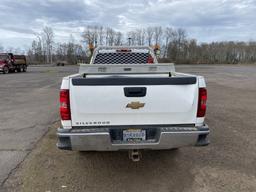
[0,66,77,190]
[1,64,256,192]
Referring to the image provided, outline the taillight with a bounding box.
[60,89,71,120]
[197,88,207,117]
[147,55,154,64]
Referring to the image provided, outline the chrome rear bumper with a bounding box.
[57,124,209,151]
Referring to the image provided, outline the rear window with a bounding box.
[93,52,153,64]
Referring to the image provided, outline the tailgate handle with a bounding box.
[124,87,147,97]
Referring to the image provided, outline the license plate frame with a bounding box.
[123,129,146,142]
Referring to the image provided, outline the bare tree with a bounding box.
[153,26,162,45]
[114,32,123,46]
[127,31,136,45]
[98,26,104,46]
[135,29,146,45]
[106,27,116,46]
[163,27,174,58]
[141,28,146,46]
[82,26,94,46]
[33,33,44,62]
[146,27,154,46]
[42,26,54,63]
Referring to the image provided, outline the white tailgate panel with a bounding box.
[70,84,198,126]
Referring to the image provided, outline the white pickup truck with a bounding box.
[57,46,209,161]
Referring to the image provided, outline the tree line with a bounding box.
[26,26,86,65]
[82,25,256,64]
[2,25,255,64]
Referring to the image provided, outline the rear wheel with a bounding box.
[22,65,27,72]
[3,67,9,74]
[17,67,21,72]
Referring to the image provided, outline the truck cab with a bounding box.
[0,53,11,74]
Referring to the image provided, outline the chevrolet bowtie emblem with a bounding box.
[126,101,145,109]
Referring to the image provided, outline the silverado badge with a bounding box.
[126,101,145,109]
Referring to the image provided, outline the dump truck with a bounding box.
[0,53,27,74]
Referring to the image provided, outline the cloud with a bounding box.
[0,0,256,49]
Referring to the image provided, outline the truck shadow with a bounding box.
[77,149,195,191]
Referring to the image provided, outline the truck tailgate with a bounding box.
[70,76,198,127]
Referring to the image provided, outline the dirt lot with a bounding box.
[1,65,256,192]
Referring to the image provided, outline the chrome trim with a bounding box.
[57,125,209,151]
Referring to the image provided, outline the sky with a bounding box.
[0,0,256,52]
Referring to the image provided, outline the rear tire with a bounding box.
[22,65,27,72]
[3,67,9,74]
[17,67,21,72]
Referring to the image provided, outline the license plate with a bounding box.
[123,129,146,142]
